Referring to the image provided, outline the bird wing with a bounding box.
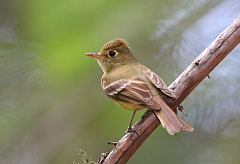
[143,67,176,99]
[103,78,160,109]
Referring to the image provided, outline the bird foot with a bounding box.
[177,105,188,117]
[124,126,139,136]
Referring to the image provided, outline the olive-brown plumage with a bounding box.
[86,38,193,135]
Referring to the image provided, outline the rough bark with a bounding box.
[99,16,240,164]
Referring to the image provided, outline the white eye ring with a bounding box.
[108,50,117,57]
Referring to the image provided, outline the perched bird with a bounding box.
[85,38,193,135]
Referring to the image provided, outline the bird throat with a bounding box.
[97,59,112,74]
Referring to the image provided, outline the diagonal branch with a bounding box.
[99,16,240,164]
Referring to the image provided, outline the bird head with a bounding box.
[85,38,137,73]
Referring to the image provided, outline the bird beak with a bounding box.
[85,52,102,59]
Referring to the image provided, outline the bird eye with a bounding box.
[109,50,117,57]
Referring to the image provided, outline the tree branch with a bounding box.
[99,16,240,164]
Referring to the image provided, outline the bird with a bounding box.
[85,38,193,135]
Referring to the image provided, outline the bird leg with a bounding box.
[107,111,138,146]
[125,110,138,135]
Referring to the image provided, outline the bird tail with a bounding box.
[153,98,193,135]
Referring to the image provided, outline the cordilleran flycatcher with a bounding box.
[85,38,193,135]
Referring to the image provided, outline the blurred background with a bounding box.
[0,0,240,163]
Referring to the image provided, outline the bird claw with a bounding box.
[177,105,188,117]
[124,126,139,136]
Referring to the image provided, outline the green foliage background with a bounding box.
[0,0,240,163]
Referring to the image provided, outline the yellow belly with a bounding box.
[114,100,144,111]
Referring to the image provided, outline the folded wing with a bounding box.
[143,67,176,99]
[103,78,160,109]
